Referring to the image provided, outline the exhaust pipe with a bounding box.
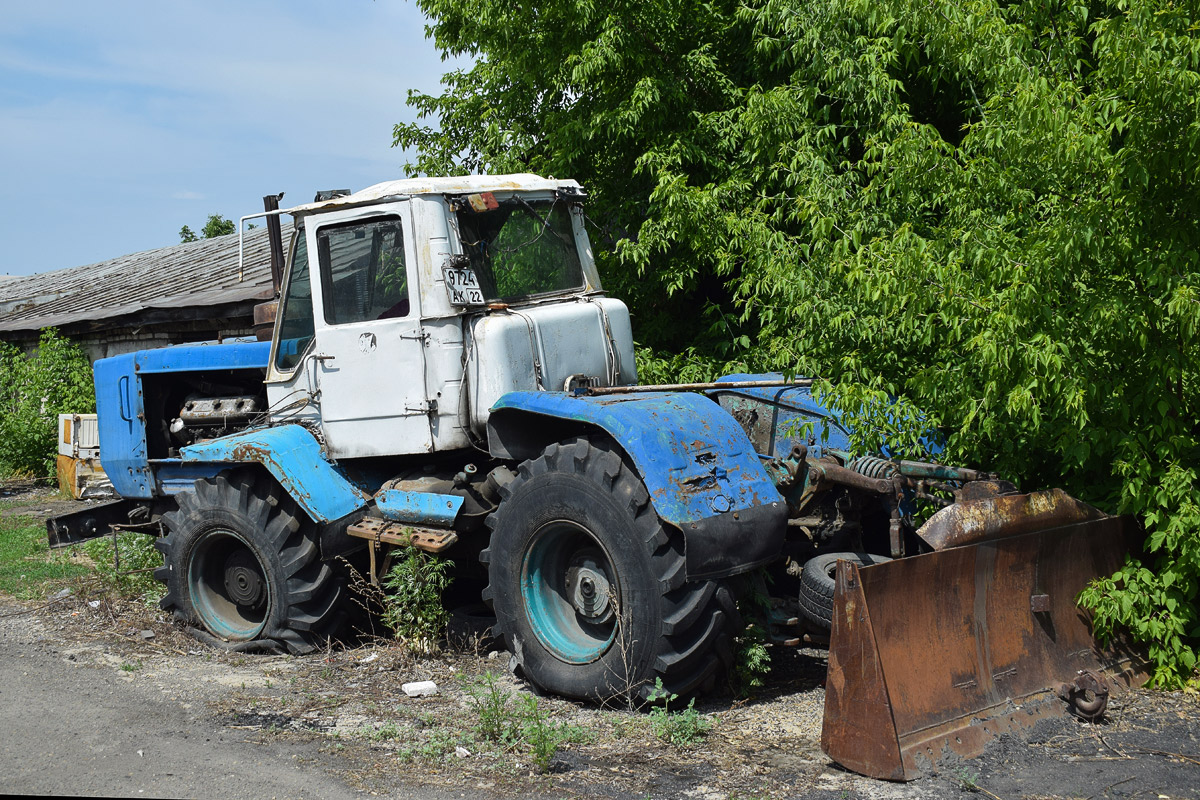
[263,192,286,293]
[253,192,285,341]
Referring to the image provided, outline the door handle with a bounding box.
[118,375,133,421]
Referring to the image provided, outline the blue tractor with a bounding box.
[51,175,1144,779]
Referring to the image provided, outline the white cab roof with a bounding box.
[286,174,582,216]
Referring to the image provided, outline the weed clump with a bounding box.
[646,678,713,747]
[381,546,453,653]
[466,670,591,772]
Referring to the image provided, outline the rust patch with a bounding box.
[822,516,1149,781]
[917,489,1107,551]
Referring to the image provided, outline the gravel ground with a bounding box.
[2,487,1198,799]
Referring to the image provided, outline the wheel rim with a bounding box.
[823,560,840,581]
[521,520,618,664]
[188,529,270,640]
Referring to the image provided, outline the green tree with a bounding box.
[179,214,236,243]
[402,0,1200,684]
[0,329,96,477]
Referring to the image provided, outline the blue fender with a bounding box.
[487,391,787,579]
[180,425,369,523]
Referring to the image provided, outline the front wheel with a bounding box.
[155,471,345,653]
[482,438,739,702]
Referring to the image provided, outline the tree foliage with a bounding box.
[400,0,1200,684]
[0,329,95,477]
[179,214,237,243]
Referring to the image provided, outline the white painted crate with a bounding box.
[57,413,100,459]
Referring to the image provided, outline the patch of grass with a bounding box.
[646,678,714,747]
[610,715,641,739]
[397,727,466,763]
[120,660,142,672]
[0,512,89,598]
[81,531,164,603]
[360,721,403,741]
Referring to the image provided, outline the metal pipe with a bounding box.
[583,379,815,396]
[237,207,289,282]
[263,193,285,293]
[810,460,894,495]
[897,460,990,482]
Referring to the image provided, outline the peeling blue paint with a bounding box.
[180,425,368,523]
[375,489,464,526]
[490,391,783,530]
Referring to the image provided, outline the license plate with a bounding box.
[443,267,484,305]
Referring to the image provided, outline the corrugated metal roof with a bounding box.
[0,224,290,334]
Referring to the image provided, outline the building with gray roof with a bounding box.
[0,225,288,361]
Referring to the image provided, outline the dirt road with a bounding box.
[2,491,1198,799]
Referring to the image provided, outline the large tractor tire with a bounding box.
[155,471,345,654]
[482,437,740,703]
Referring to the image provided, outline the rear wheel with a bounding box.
[482,437,739,702]
[155,471,345,653]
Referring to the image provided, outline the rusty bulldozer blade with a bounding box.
[821,512,1148,781]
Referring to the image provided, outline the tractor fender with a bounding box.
[179,425,370,524]
[487,391,787,580]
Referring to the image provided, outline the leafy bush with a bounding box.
[734,631,772,697]
[381,546,453,653]
[732,578,774,696]
[404,0,1200,685]
[1081,462,1200,682]
[0,329,94,477]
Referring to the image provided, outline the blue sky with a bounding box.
[0,1,461,276]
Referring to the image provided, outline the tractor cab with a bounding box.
[259,175,636,461]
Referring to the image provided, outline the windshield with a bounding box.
[455,197,586,302]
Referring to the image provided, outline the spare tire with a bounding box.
[798,552,892,631]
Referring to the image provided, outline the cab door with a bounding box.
[309,206,433,458]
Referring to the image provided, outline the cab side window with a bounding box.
[274,230,313,372]
[317,217,409,324]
